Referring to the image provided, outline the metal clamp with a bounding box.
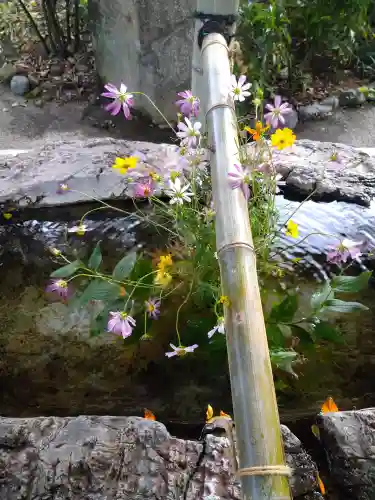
[193,11,238,48]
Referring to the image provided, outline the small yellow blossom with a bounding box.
[112,156,138,174]
[285,220,299,238]
[149,171,161,182]
[3,212,12,220]
[219,295,231,307]
[271,128,296,150]
[50,247,61,256]
[245,121,269,141]
[155,270,172,287]
[170,171,181,181]
[158,254,173,270]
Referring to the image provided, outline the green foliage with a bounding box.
[47,84,371,385]
[50,260,82,278]
[237,0,374,91]
[331,272,371,293]
[88,242,102,271]
[112,252,137,280]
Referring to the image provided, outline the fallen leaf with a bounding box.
[219,410,232,419]
[311,424,320,440]
[321,397,338,414]
[144,408,156,421]
[317,474,326,495]
[206,404,214,422]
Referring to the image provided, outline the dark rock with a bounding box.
[339,89,366,108]
[320,95,340,109]
[298,103,334,122]
[49,62,65,76]
[318,408,375,499]
[270,139,375,206]
[10,74,30,96]
[283,107,299,130]
[27,73,40,89]
[0,415,321,499]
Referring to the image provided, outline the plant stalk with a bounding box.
[16,0,50,54]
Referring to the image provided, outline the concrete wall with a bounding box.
[89,0,196,123]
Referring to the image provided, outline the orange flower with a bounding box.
[245,121,269,141]
[144,408,156,420]
[321,397,338,414]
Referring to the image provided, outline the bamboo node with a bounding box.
[205,102,234,120]
[217,242,255,256]
[237,465,292,478]
[201,39,229,55]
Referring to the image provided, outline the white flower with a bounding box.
[230,74,252,102]
[68,223,88,235]
[208,317,225,339]
[165,177,193,205]
[165,343,199,358]
[176,117,202,148]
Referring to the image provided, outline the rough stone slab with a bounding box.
[0,416,320,499]
[0,137,178,208]
[273,139,375,206]
[318,408,375,499]
[1,137,375,210]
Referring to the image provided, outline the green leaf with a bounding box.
[112,251,137,281]
[313,321,344,344]
[266,324,284,347]
[324,299,369,314]
[310,281,333,311]
[270,350,298,377]
[269,294,298,323]
[291,324,315,345]
[331,272,371,293]
[74,279,122,308]
[278,324,292,338]
[88,241,102,271]
[50,260,82,278]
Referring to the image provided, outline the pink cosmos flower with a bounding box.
[165,343,199,358]
[175,90,200,117]
[45,279,70,300]
[228,163,251,200]
[134,179,155,198]
[264,96,293,129]
[107,311,136,339]
[327,238,364,264]
[176,118,202,148]
[101,83,134,119]
[145,298,161,319]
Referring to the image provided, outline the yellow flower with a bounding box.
[155,270,172,287]
[219,295,231,307]
[271,128,296,150]
[245,121,269,141]
[157,254,173,271]
[50,247,61,256]
[112,156,138,174]
[285,220,299,238]
[3,212,12,220]
[149,171,161,182]
[170,171,181,181]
